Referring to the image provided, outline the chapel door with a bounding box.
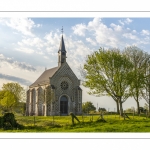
[60,96,68,115]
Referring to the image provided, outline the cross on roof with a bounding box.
[61,26,63,34]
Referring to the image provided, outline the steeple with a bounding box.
[58,35,66,53]
[58,26,67,67]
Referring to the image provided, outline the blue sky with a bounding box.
[0,17,150,111]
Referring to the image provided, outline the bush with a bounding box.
[1,113,23,130]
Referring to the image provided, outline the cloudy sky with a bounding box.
[0,17,150,111]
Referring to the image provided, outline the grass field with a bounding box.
[1,113,150,132]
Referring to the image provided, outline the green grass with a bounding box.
[1,114,150,132]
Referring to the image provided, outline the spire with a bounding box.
[58,26,66,53]
[58,26,67,67]
[58,35,66,52]
[61,26,63,34]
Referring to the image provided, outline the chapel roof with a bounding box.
[29,66,59,87]
[58,35,66,52]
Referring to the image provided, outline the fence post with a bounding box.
[33,115,35,126]
[146,110,148,119]
[82,113,84,122]
[139,110,141,118]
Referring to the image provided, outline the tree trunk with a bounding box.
[115,100,119,114]
[119,101,123,116]
[137,101,140,115]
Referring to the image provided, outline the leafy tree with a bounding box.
[0,90,17,112]
[2,82,25,103]
[0,82,25,113]
[82,48,133,116]
[82,101,96,113]
[141,57,150,116]
[98,107,106,112]
[144,103,149,111]
[13,102,26,115]
[125,107,135,113]
[139,107,146,113]
[124,46,150,114]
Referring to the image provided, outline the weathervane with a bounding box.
[61,26,63,35]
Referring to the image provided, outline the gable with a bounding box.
[50,62,79,86]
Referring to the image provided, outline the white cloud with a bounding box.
[44,32,61,54]
[15,47,34,54]
[18,37,44,49]
[86,37,97,46]
[72,23,87,36]
[141,30,150,35]
[44,56,49,59]
[36,24,42,28]
[87,18,120,48]
[110,23,122,31]
[119,20,124,25]
[0,18,36,36]
[36,51,44,55]
[119,18,133,25]
[88,18,102,30]
[123,33,139,40]
[125,18,133,24]
[132,30,137,33]
[44,31,60,45]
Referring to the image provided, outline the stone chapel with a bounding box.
[26,33,82,116]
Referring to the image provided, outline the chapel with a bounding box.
[26,31,82,116]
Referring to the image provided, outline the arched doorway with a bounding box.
[60,96,68,115]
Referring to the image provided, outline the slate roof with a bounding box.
[58,35,66,52]
[29,67,59,87]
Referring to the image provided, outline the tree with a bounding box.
[13,102,26,115]
[2,82,25,103]
[144,103,149,111]
[124,46,150,114]
[141,56,150,117]
[82,101,96,113]
[139,107,146,113]
[98,107,106,112]
[0,90,17,112]
[82,48,133,116]
[0,82,25,113]
[125,107,135,113]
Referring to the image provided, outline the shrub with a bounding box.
[1,113,23,130]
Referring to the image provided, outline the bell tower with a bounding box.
[58,27,67,67]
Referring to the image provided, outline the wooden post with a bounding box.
[34,115,35,126]
[111,111,112,118]
[82,113,84,122]
[133,109,134,119]
[70,112,80,125]
[123,110,125,120]
[53,115,54,125]
[146,110,148,118]
[139,110,141,117]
